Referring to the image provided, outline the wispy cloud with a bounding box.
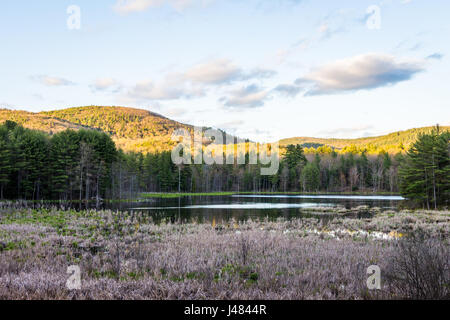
[125,79,203,101]
[296,53,425,95]
[408,42,423,51]
[274,8,360,66]
[272,84,302,97]
[220,84,270,109]
[90,78,122,92]
[113,0,211,14]
[115,0,305,14]
[316,9,351,40]
[426,53,444,60]
[31,75,75,87]
[183,59,242,85]
[184,59,275,85]
[121,59,275,103]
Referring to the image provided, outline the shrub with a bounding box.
[385,234,449,300]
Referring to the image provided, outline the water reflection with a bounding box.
[232,195,405,200]
[122,194,405,223]
[22,194,405,224]
[184,203,336,209]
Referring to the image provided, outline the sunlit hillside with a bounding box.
[41,106,195,153]
[0,109,88,133]
[0,106,194,153]
[1,106,447,154]
[279,126,450,154]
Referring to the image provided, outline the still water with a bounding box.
[106,194,405,223]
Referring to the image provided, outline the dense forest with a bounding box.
[0,121,116,201]
[1,119,448,206]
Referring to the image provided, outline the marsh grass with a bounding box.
[0,206,448,300]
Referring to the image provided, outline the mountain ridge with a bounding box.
[1,106,448,154]
[278,125,449,153]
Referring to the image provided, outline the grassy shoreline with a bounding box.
[0,191,403,203]
[139,191,402,199]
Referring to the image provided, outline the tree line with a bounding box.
[0,121,116,201]
[0,121,448,207]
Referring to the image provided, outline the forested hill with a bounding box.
[0,109,89,133]
[0,106,193,153]
[1,106,448,154]
[279,126,450,154]
[41,106,188,139]
[41,106,197,153]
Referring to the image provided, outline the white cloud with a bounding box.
[184,59,242,84]
[127,80,187,100]
[183,59,275,85]
[125,76,204,102]
[31,75,75,87]
[121,59,275,103]
[298,53,424,95]
[90,78,122,92]
[221,84,270,109]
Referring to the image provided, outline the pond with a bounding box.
[104,194,405,223]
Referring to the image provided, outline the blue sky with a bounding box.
[1,0,449,142]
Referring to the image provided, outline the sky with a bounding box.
[1,0,449,142]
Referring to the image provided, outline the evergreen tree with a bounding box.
[301,162,320,192]
[399,128,450,208]
[284,144,307,190]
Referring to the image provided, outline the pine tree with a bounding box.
[399,128,450,208]
[301,162,320,192]
[284,145,307,190]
